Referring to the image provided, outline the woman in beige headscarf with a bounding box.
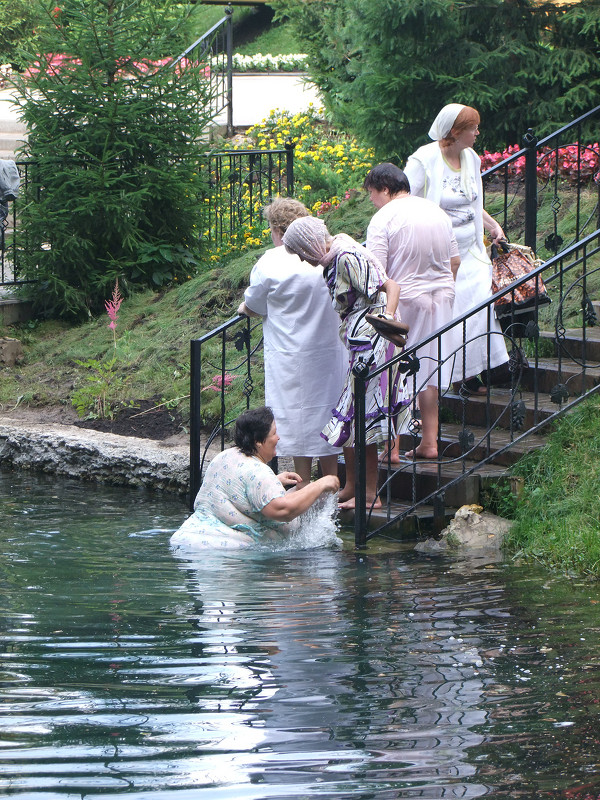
[404,103,509,396]
[282,216,409,510]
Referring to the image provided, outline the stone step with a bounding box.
[440,387,556,431]
[377,455,509,507]
[517,356,600,394]
[0,120,27,134]
[339,500,456,539]
[0,134,27,148]
[540,327,600,361]
[398,422,546,467]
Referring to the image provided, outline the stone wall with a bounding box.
[0,419,189,494]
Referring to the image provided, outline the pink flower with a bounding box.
[201,373,237,392]
[105,280,123,344]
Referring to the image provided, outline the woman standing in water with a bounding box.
[171,407,340,549]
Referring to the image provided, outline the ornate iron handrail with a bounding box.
[189,313,264,508]
[352,228,600,547]
[482,104,600,259]
[0,160,36,289]
[169,7,234,136]
[203,146,295,248]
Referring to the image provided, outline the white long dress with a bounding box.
[404,143,508,382]
[244,246,348,458]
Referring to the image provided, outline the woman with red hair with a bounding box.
[404,104,509,396]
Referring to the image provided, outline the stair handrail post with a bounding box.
[284,140,295,196]
[189,338,203,510]
[523,127,538,251]
[225,5,234,137]
[353,360,370,549]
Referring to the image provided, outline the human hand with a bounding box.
[488,223,505,245]
[278,471,302,487]
[237,301,248,316]
[483,209,505,245]
[319,474,340,493]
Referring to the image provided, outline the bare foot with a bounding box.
[405,445,438,460]
[339,496,382,510]
[337,485,354,503]
[378,449,402,465]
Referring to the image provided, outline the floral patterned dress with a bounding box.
[320,248,410,448]
[170,447,294,549]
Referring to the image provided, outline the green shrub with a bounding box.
[14,0,213,321]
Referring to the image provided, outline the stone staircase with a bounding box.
[341,329,600,537]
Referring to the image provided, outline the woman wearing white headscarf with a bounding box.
[282,216,409,510]
[404,103,509,395]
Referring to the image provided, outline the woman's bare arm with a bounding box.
[381,278,400,317]
[261,475,340,522]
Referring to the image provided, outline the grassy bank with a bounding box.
[0,193,375,425]
[0,247,267,422]
[503,393,600,579]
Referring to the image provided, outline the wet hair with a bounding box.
[263,197,309,236]
[234,406,275,456]
[441,106,480,146]
[363,163,411,195]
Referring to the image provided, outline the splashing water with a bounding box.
[274,491,342,551]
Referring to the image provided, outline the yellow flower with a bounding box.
[302,184,312,191]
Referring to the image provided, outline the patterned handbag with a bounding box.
[491,241,550,317]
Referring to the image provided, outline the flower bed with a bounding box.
[481,143,600,184]
[214,53,309,73]
[201,106,376,263]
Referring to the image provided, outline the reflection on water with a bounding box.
[1,471,600,799]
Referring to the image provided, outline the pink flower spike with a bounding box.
[105,279,123,344]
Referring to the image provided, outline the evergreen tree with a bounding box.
[275,0,599,160]
[13,0,212,320]
[0,0,43,70]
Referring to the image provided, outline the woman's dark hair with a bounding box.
[363,163,411,195]
[234,406,275,456]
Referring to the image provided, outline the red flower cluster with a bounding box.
[481,142,600,185]
[23,53,210,80]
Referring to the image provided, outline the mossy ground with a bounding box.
[503,394,600,579]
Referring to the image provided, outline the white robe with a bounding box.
[404,142,508,381]
[244,247,348,457]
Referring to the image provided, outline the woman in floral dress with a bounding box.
[282,216,409,510]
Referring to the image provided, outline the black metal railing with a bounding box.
[203,146,295,249]
[169,7,234,136]
[352,228,600,547]
[2,145,296,288]
[482,104,600,259]
[0,160,36,289]
[189,313,265,508]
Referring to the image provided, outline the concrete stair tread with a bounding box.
[378,454,508,479]
[443,386,561,414]
[540,326,600,341]
[340,500,455,536]
[399,422,546,466]
[539,328,600,361]
[529,356,600,377]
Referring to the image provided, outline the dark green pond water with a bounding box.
[1,471,600,800]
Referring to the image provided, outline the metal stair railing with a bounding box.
[203,144,295,249]
[189,313,264,509]
[353,228,600,547]
[0,159,36,288]
[169,7,234,136]
[482,104,600,259]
